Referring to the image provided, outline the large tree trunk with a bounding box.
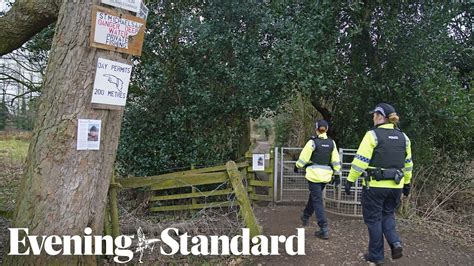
[5,0,128,264]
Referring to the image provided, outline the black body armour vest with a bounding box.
[310,137,334,166]
[369,127,406,169]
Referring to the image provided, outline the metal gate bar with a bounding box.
[274,147,362,217]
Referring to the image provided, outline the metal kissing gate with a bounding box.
[273,147,363,217]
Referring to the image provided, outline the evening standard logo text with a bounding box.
[9,227,305,263]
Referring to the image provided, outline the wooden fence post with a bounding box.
[245,150,255,197]
[226,161,262,237]
[268,147,274,200]
[109,174,122,239]
[191,164,198,212]
[103,201,112,237]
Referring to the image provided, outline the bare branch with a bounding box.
[0,0,62,55]
[0,75,41,90]
[0,69,41,87]
[9,90,37,106]
[2,56,44,74]
[3,53,44,73]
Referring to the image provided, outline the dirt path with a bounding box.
[252,140,270,154]
[251,204,473,266]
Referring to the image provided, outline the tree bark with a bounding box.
[0,0,61,56]
[4,0,129,264]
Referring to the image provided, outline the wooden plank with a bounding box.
[103,201,112,237]
[191,165,197,213]
[109,174,120,238]
[150,174,228,191]
[185,162,248,174]
[249,180,272,187]
[91,103,124,111]
[117,172,226,189]
[226,161,262,237]
[249,194,273,202]
[247,169,273,174]
[116,162,248,189]
[90,5,146,56]
[150,201,231,212]
[268,147,274,199]
[150,188,233,201]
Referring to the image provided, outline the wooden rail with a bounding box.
[106,160,262,237]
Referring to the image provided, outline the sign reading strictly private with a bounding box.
[91,58,132,106]
[101,0,141,13]
[90,5,146,56]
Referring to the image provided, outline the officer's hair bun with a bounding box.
[388,113,399,124]
[318,127,328,133]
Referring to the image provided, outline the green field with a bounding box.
[0,138,29,218]
[0,139,29,164]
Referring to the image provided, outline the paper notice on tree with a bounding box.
[91,58,132,106]
[94,11,143,49]
[101,0,141,13]
[137,1,149,19]
[90,6,146,56]
[77,119,101,150]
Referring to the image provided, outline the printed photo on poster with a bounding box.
[252,154,265,171]
[77,119,101,150]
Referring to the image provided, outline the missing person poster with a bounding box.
[252,153,265,171]
[77,119,101,150]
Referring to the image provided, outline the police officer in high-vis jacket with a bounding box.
[295,120,341,239]
[345,103,413,265]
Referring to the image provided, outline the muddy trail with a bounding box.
[251,204,473,266]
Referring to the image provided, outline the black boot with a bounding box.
[315,226,329,240]
[300,215,309,226]
[391,242,403,260]
[364,253,384,265]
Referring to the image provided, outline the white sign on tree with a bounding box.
[137,1,149,19]
[77,119,101,150]
[101,0,141,13]
[91,57,132,106]
[94,10,143,49]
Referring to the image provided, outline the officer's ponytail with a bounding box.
[388,113,399,124]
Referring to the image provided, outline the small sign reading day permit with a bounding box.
[90,5,146,56]
[91,57,132,107]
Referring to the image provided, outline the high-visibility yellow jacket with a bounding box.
[347,123,413,188]
[295,133,341,183]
